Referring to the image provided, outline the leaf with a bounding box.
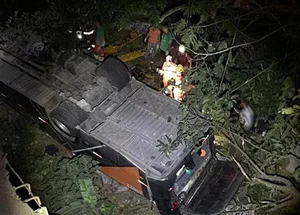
[217,41,228,50]
[293,168,300,181]
[228,101,233,109]
[218,55,225,64]
[200,12,209,23]
[207,44,215,52]
[78,179,98,207]
[293,105,300,109]
[56,200,86,215]
[181,28,197,48]
[174,19,188,34]
[281,126,292,140]
[270,138,281,143]
[100,201,115,215]
[273,143,283,149]
[280,107,294,115]
[192,40,203,50]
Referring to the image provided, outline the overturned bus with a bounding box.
[0,48,243,215]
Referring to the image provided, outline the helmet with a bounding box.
[166,55,172,62]
[176,64,184,72]
[179,45,185,53]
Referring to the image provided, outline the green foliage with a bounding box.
[162,9,300,213]
[99,201,115,215]
[57,200,90,215]
[101,0,167,29]
[294,168,300,182]
[32,154,114,215]
[79,179,98,207]
[157,107,212,155]
[2,0,300,212]
[1,0,169,50]
[280,106,300,115]
[185,0,223,17]
[0,115,115,215]
[157,135,175,156]
[246,183,271,203]
[6,135,115,215]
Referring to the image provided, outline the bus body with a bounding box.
[0,49,243,215]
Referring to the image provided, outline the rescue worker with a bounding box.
[175,46,192,69]
[172,65,185,101]
[173,84,184,101]
[144,25,161,58]
[174,64,184,85]
[94,21,105,59]
[160,55,177,88]
[159,27,172,55]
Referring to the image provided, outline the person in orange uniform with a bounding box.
[144,26,161,58]
[172,64,196,101]
[160,55,177,88]
[172,65,185,101]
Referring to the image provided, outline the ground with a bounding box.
[102,29,166,91]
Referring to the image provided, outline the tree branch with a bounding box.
[159,5,186,23]
[195,6,273,29]
[223,129,300,200]
[254,178,289,192]
[193,22,298,56]
[219,30,237,90]
[230,60,279,93]
[225,129,278,156]
[230,46,300,93]
[232,156,252,182]
[267,196,296,213]
[222,130,268,177]
[255,195,292,211]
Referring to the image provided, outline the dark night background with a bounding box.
[0,0,300,215]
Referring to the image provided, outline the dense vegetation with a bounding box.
[1,0,300,214]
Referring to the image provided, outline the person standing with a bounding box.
[176,51,192,69]
[160,55,177,88]
[160,27,172,55]
[144,26,161,58]
[94,21,105,59]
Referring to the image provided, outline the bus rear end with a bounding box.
[170,135,243,214]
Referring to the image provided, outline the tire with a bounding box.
[49,101,88,141]
[95,57,131,91]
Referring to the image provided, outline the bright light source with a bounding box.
[91,44,95,48]
[179,45,185,53]
[83,30,94,35]
[77,32,83,40]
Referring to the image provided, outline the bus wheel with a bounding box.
[49,101,88,141]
